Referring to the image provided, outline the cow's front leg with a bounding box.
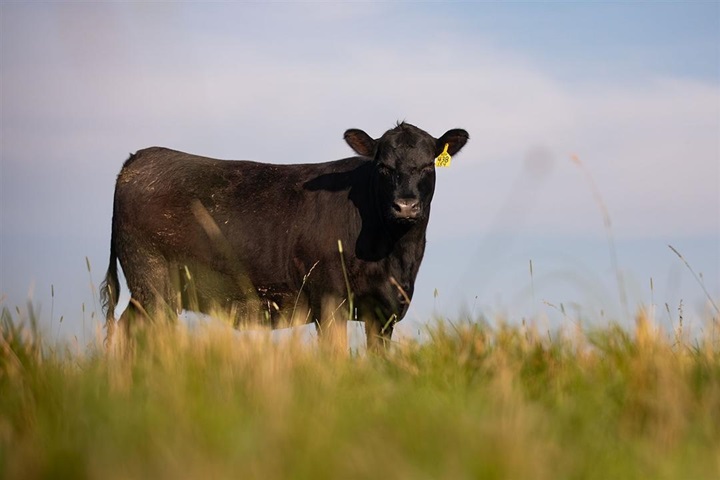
[364,313,394,352]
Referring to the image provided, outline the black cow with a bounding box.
[100,122,469,350]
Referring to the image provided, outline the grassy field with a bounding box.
[1,306,719,480]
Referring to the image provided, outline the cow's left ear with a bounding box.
[436,129,469,157]
[344,129,377,158]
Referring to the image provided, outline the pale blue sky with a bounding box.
[2,2,718,341]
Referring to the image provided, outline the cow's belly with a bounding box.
[178,261,309,328]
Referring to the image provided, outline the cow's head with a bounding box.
[344,122,469,226]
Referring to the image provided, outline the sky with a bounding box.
[1,2,718,343]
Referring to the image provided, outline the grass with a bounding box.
[1,305,719,480]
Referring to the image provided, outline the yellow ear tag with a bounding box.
[435,143,452,168]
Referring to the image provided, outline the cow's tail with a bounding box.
[100,212,120,344]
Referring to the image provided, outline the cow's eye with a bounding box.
[378,164,394,176]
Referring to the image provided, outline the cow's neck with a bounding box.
[354,212,427,261]
[389,216,428,273]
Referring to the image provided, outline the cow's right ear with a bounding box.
[344,129,376,157]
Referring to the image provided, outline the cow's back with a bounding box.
[115,146,367,239]
[112,147,370,312]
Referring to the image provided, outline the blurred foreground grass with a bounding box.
[1,307,719,480]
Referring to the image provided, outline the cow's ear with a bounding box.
[436,129,469,157]
[344,129,376,157]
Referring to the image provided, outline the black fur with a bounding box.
[100,122,469,349]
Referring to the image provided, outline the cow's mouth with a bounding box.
[391,213,421,225]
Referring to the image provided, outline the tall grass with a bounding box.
[1,305,718,479]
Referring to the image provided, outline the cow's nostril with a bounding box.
[393,199,421,218]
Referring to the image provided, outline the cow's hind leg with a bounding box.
[119,251,178,334]
[117,300,149,336]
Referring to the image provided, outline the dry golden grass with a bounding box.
[1,303,719,479]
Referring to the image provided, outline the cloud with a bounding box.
[2,3,718,242]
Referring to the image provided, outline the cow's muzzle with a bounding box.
[392,198,421,220]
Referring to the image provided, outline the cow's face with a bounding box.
[345,123,469,226]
